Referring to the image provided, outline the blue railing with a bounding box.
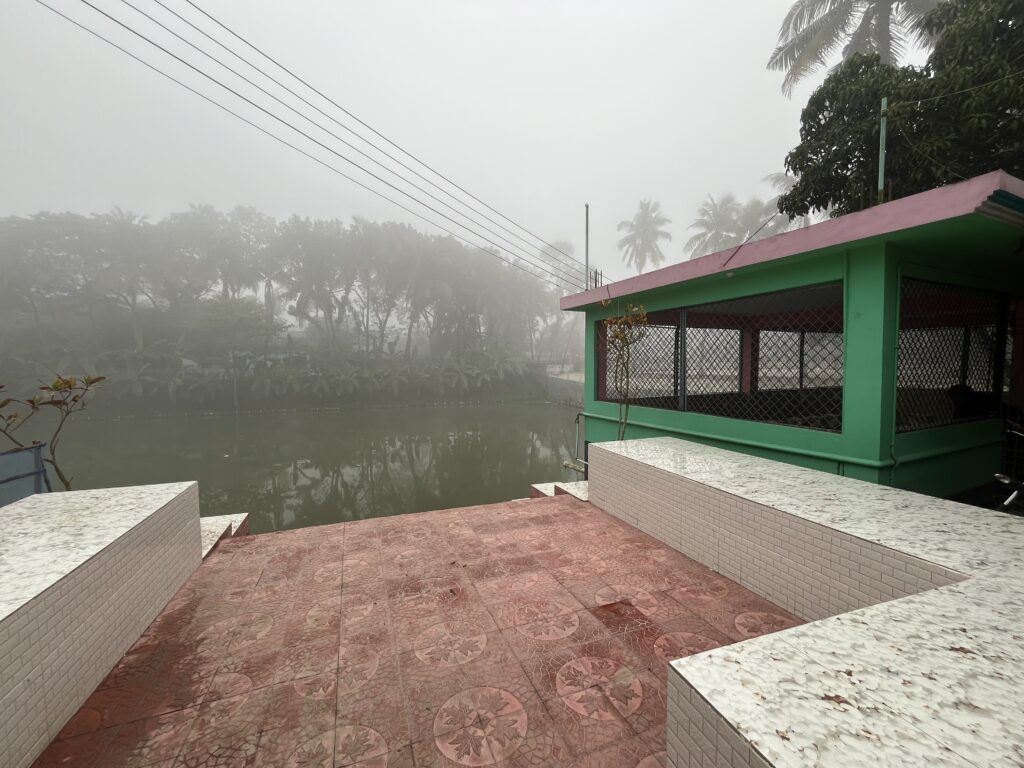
[0,444,52,507]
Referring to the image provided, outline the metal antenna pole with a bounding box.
[585,203,590,289]
[877,96,889,205]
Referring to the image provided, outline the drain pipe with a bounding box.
[563,412,588,473]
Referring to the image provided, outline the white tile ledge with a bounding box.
[592,437,1024,768]
[200,512,250,557]
[0,481,197,622]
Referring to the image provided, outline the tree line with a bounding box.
[0,206,580,411]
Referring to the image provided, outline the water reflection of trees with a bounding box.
[212,405,578,531]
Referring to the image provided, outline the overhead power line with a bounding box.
[889,68,1024,111]
[182,0,582,269]
[112,0,582,286]
[60,0,585,291]
[34,0,581,293]
[154,0,584,274]
[891,116,968,181]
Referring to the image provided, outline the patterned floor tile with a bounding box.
[522,635,646,697]
[566,727,667,768]
[253,726,333,768]
[35,496,804,768]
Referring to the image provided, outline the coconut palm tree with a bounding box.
[768,0,944,95]
[685,188,804,260]
[617,200,673,275]
[684,194,742,259]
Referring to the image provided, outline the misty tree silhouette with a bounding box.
[617,200,672,275]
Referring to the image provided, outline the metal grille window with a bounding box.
[596,282,845,432]
[684,327,741,394]
[597,311,680,410]
[757,331,801,390]
[896,279,1009,432]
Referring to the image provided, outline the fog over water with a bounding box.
[2,0,834,282]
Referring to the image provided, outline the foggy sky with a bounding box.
[4,0,836,283]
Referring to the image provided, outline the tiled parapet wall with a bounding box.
[588,437,1024,767]
[0,482,200,768]
[589,445,963,622]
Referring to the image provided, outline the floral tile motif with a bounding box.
[335,725,391,767]
[545,689,633,756]
[697,606,802,642]
[500,610,612,661]
[336,653,412,755]
[555,657,644,721]
[517,638,645,702]
[253,727,333,768]
[488,594,582,631]
[414,620,489,664]
[428,686,529,765]
[33,495,801,768]
[336,643,382,695]
[732,610,801,639]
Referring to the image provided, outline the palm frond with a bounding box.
[769,0,857,72]
[778,0,851,37]
[773,3,858,95]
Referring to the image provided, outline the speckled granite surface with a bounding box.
[530,481,557,497]
[597,438,1024,767]
[199,512,249,557]
[0,482,196,621]
[554,480,590,501]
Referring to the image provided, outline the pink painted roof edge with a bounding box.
[561,171,1024,311]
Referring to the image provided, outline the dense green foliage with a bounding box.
[768,0,944,95]
[0,207,580,410]
[779,0,1024,218]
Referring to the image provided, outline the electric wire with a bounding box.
[32,0,581,293]
[153,0,585,274]
[112,0,583,286]
[115,0,585,286]
[181,0,583,268]
[62,0,585,290]
[721,213,782,269]
[888,68,1024,110]
[891,116,968,181]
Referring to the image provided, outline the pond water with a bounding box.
[54,402,581,532]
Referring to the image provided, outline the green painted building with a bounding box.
[561,172,1024,498]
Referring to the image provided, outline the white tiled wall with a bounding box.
[588,445,964,768]
[589,446,960,622]
[0,485,201,768]
[667,671,771,768]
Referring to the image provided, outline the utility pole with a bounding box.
[877,96,889,205]
[585,203,590,289]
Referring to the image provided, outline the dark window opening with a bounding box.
[896,278,1010,432]
[596,282,845,432]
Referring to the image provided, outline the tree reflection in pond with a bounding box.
[56,403,579,532]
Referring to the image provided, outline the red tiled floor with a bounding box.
[32,495,803,768]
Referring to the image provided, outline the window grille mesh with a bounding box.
[684,327,741,395]
[896,279,1007,432]
[611,323,679,410]
[596,282,845,432]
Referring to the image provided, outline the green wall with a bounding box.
[580,213,1023,499]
